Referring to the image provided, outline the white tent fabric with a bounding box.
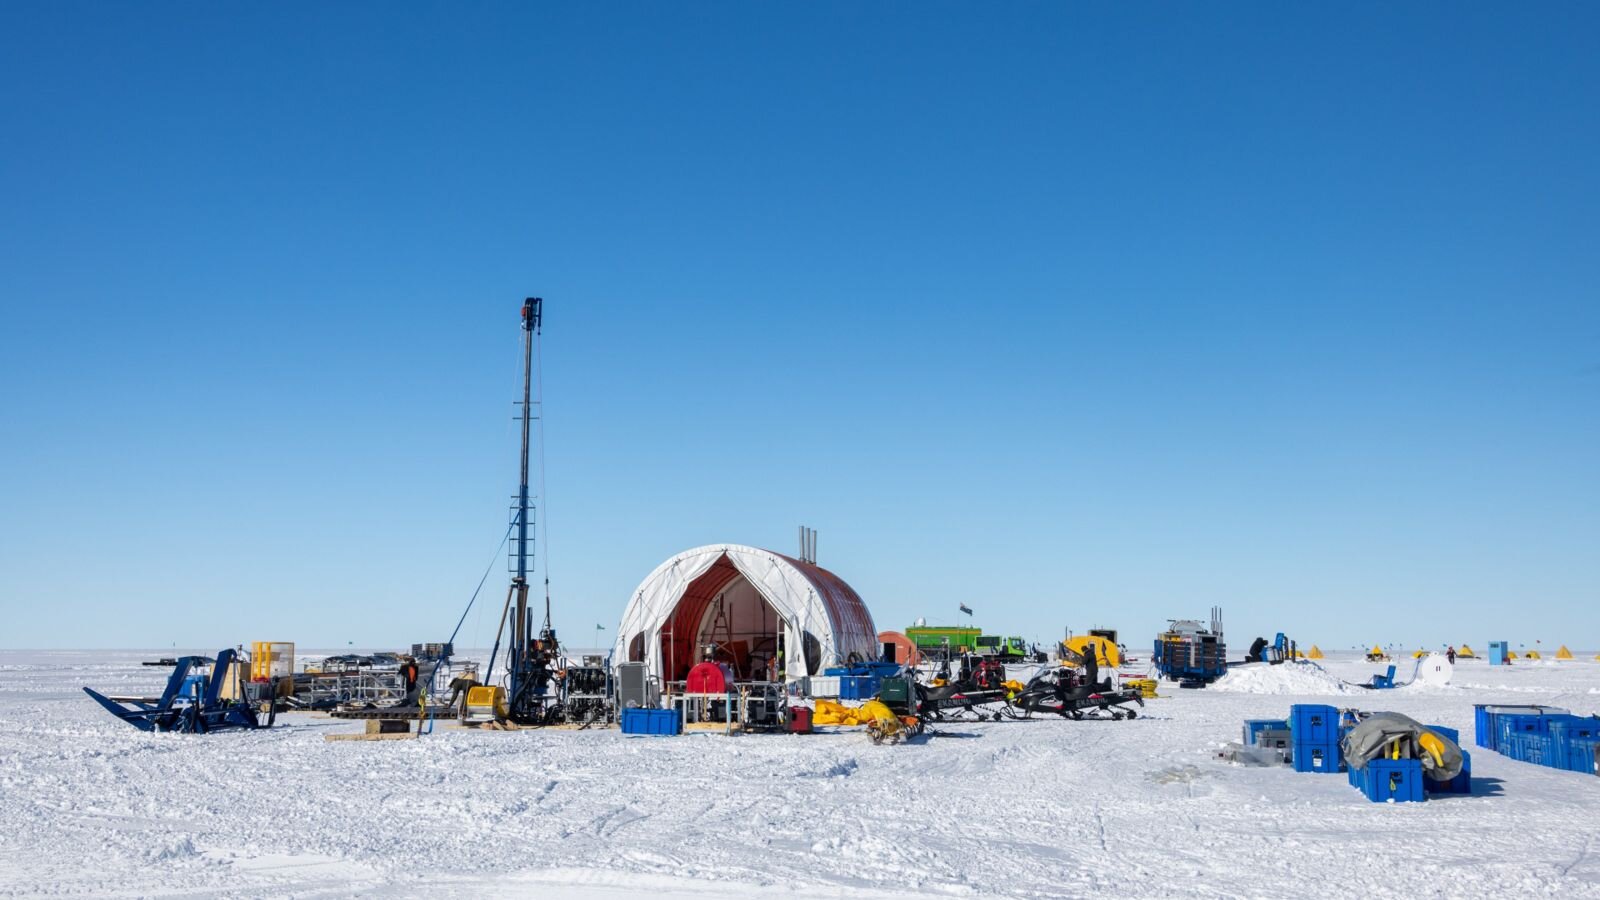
[611,543,879,682]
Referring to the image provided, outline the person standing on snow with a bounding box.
[1447,646,1456,664]
[398,656,421,704]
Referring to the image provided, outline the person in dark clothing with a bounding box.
[1083,650,1100,693]
[392,657,422,707]
[1247,637,1268,664]
[1447,646,1456,664]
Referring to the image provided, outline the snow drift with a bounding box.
[1208,662,1353,695]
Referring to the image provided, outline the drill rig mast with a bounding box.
[501,297,557,724]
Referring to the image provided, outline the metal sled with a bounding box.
[84,649,266,733]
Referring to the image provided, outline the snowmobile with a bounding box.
[911,657,1015,721]
[915,679,1011,721]
[1001,665,1144,720]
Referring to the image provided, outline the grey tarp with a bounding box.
[1342,711,1464,780]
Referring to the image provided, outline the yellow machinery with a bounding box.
[463,686,507,724]
[1062,634,1120,668]
[250,642,294,681]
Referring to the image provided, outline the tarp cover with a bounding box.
[1342,712,1465,781]
[612,544,878,682]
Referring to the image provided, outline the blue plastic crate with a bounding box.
[1476,704,1569,750]
[1290,704,1338,745]
[1500,714,1548,740]
[1553,735,1596,773]
[1243,719,1290,746]
[1426,750,1471,794]
[1292,739,1343,774]
[1520,733,1555,767]
[1561,738,1599,776]
[1549,716,1600,744]
[1473,705,1493,749]
[1360,759,1425,803]
[838,676,864,700]
[621,707,681,736]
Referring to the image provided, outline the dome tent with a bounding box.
[612,544,879,685]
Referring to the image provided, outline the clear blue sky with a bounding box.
[2,4,1596,652]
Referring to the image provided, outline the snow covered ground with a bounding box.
[3,649,1599,898]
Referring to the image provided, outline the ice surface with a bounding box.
[3,650,1600,898]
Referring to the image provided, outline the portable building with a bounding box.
[612,544,878,685]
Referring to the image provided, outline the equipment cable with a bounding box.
[446,520,516,650]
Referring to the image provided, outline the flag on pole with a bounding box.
[959,603,973,616]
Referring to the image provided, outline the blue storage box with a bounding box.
[1475,704,1568,750]
[1292,739,1343,774]
[837,676,857,700]
[621,707,681,736]
[838,676,864,700]
[1243,719,1290,746]
[1359,759,1425,803]
[1561,738,1598,776]
[1426,750,1471,794]
[1549,716,1599,743]
[1553,735,1596,774]
[1290,705,1339,745]
[1520,733,1555,767]
[1499,714,1548,741]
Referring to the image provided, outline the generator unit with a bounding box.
[615,661,659,710]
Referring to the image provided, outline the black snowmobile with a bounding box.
[1002,663,1144,720]
[914,658,1012,721]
